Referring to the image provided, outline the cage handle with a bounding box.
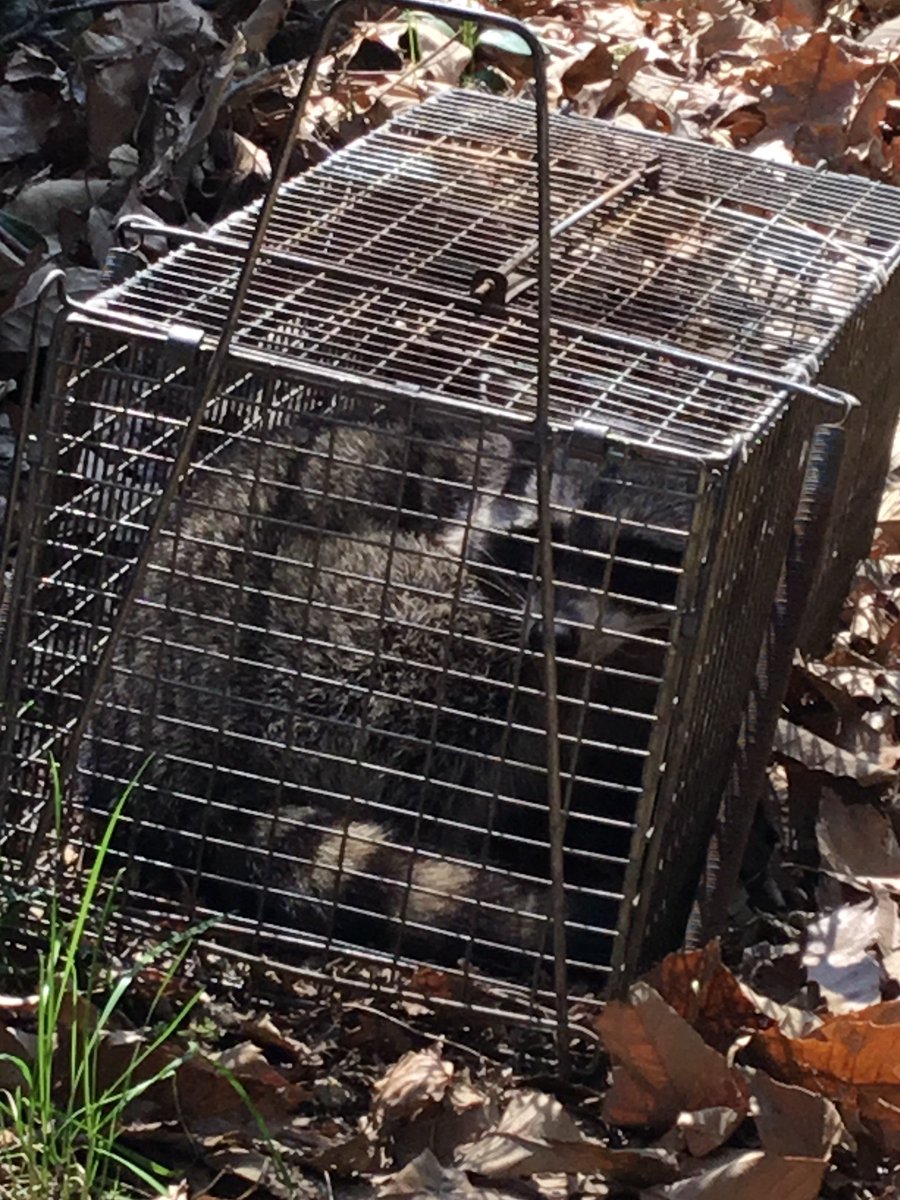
[54,1,570,1071]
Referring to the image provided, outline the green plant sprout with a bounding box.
[0,760,286,1199]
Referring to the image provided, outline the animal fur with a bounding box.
[89,405,693,972]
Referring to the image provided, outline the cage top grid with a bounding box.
[88,89,900,459]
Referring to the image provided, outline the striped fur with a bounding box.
[90,410,692,971]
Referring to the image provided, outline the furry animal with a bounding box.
[89,404,692,974]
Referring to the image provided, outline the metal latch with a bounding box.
[470,157,662,314]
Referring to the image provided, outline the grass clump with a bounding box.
[0,763,206,1200]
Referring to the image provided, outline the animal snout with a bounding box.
[527,618,581,659]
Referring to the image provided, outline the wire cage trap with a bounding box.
[3,1,900,1045]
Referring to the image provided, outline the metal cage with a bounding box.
[4,9,900,1040]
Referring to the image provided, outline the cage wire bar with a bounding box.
[3,1,900,1059]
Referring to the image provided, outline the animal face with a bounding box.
[459,446,693,669]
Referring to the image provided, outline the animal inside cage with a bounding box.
[4,13,900,1029]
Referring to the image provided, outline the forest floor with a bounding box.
[5,1,900,1198]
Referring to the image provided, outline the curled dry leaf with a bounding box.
[816,788,900,882]
[237,1011,310,1063]
[454,1089,678,1186]
[641,1149,828,1200]
[804,658,900,705]
[648,944,772,1053]
[373,1045,453,1122]
[595,982,749,1129]
[743,1067,844,1158]
[774,719,897,786]
[393,1073,497,1169]
[7,178,115,236]
[671,1106,744,1157]
[749,999,900,1151]
[802,896,899,1012]
[379,1147,475,1198]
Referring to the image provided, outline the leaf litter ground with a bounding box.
[6,0,900,1197]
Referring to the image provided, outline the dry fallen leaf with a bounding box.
[746,33,864,165]
[379,1147,475,1198]
[595,982,749,1128]
[816,788,900,882]
[373,1045,454,1122]
[641,1149,828,1200]
[454,1089,678,1186]
[670,1106,744,1158]
[749,999,900,1150]
[802,896,898,1012]
[744,1067,844,1158]
[774,719,897,786]
[648,943,772,1053]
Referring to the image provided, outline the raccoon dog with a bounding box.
[89,404,691,972]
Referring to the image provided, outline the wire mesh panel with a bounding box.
[101,90,900,637]
[0,320,817,1015]
[3,86,900,1027]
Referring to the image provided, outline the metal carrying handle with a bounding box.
[52,1,572,1070]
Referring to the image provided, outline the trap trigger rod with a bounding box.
[471,158,662,313]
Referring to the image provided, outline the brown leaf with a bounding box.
[595,983,749,1128]
[238,1012,310,1063]
[749,33,864,165]
[744,1067,844,1158]
[874,519,900,558]
[394,1074,497,1171]
[453,1089,678,1185]
[648,944,772,1053]
[561,41,616,97]
[816,789,900,880]
[769,0,827,30]
[642,1150,828,1200]
[749,999,900,1150]
[695,9,783,64]
[774,719,896,786]
[373,1046,453,1122]
[379,1148,475,1198]
[0,86,62,164]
